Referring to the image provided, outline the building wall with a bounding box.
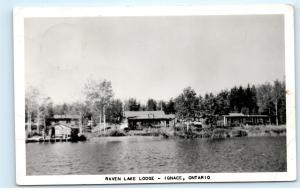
[127,118,174,129]
[223,116,271,127]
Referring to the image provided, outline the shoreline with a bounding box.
[85,125,286,140]
[25,125,286,143]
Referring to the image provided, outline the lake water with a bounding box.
[26,136,286,175]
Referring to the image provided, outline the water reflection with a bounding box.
[26,136,286,175]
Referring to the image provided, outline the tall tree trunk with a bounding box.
[186,121,189,132]
[43,117,46,138]
[103,105,106,131]
[275,102,278,126]
[99,109,102,130]
[79,111,82,134]
[27,110,32,137]
[37,106,40,135]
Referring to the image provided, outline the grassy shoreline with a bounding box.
[85,125,286,140]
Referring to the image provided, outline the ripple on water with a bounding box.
[26,136,287,175]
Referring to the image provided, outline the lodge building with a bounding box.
[217,113,271,127]
[46,115,82,138]
[124,111,175,130]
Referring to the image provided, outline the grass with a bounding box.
[235,125,286,137]
[86,128,126,137]
[125,127,175,138]
[84,124,286,140]
[172,124,285,139]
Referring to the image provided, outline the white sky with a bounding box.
[25,15,285,104]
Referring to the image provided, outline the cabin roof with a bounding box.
[228,113,245,116]
[54,124,78,129]
[223,113,269,118]
[52,115,81,119]
[124,111,175,120]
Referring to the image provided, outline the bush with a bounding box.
[231,130,248,137]
[211,128,230,139]
[199,130,212,138]
[108,129,126,137]
[27,131,42,138]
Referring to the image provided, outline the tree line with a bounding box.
[173,80,286,125]
[25,79,286,133]
[120,80,286,125]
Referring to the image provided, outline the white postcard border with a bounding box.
[13,5,296,185]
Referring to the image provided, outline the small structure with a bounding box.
[124,111,175,130]
[48,115,81,126]
[50,124,72,140]
[46,115,82,138]
[217,113,271,127]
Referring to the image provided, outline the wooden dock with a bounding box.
[26,137,71,143]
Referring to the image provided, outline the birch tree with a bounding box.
[272,80,285,126]
[25,86,40,136]
[256,83,273,115]
[84,79,113,130]
[174,87,199,130]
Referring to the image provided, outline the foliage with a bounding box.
[164,98,176,114]
[84,79,113,109]
[174,87,199,121]
[124,98,141,111]
[256,82,273,114]
[25,87,52,134]
[106,99,123,124]
[25,78,286,130]
[83,79,113,123]
[256,80,286,124]
[146,99,157,111]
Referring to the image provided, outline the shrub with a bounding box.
[211,128,229,139]
[231,130,248,137]
[108,129,126,137]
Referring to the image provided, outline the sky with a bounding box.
[25,15,285,104]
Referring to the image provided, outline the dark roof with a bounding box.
[52,115,81,119]
[54,124,79,129]
[223,113,269,118]
[124,111,175,120]
[228,113,245,117]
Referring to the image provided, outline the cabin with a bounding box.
[49,124,71,139]
[46,115,82,138]
[124,111,175,130]
[217,113,271,127]
[47,115,81,126]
